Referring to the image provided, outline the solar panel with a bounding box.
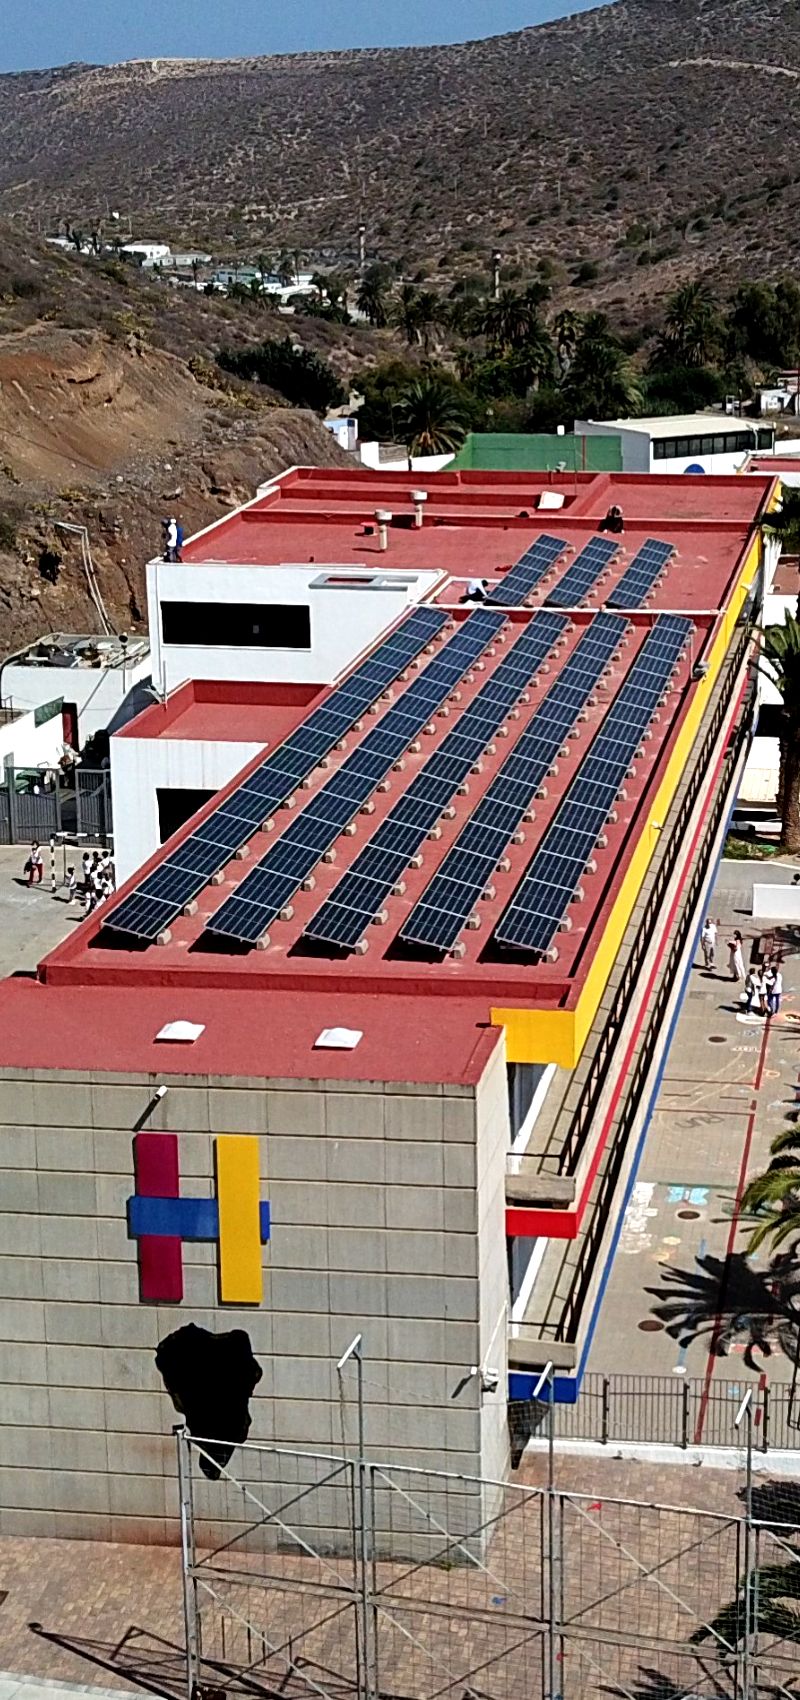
[606,539,674,609]
[104,605,448,941]
[303,611,569,950]
[398,612,628,955]
[204,609,507,946]
[489,534,567,608]
[494,614,692,955]
[545,538,618,608]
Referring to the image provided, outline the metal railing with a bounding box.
[0,766,112,844]
[552,639,755,1347]
[539,1371,800,1452]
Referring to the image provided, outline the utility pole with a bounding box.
[492,249,502,300]
[358,222,366,272]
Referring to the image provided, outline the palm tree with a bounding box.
[276,250,296,288]
[480,289,539,353]
[356,265,389,327]
[661,280,719,366]
[395,376,468,467]
[412,291,441,356]
[552,309,582,376]
[761,612,800,851]
[742,1126,800,1258]
[563,333,642,420]
[394,283,422,347]
[513,321,556,391]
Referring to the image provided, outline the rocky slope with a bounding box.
[1,0,798,307]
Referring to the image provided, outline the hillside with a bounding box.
[1,0,799,309]
[0,227,388,652]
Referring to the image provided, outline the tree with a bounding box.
[760,612,800,851]
[395,376,468,466]
[658,281,720,367]
[217,338,345,413]
[479,288,541,353]
[742,1125,800,1259]
[562,328,642,420]
[276,250,296,288]
[552,309,582,376]
[411,291,442,355]
[394,283,422,346]
[356,264,390,327]
[512,321,556,391]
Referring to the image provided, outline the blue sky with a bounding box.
[1,0,607,73]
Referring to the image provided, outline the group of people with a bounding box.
[69,849,116,912]
[700,917,784,1017]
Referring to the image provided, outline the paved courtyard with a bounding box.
[586,855,800,1415]
[0,846,82,977]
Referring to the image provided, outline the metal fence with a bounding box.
[176,1420,800,1700]
[0,766,112,844]
[514,1373,800,1453]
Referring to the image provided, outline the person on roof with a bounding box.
[164,517,181,562]
[599,504,625,535]
[461,578,490,604]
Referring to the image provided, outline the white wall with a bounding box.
[146,561,441,694]
[740,736,780,805]
[0,708,65,773]
[573,421,650,473]
[4,655,151,743]
[111,733,267,885]
[358,444,454,473]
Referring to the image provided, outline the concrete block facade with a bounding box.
[0,1057,510,1545]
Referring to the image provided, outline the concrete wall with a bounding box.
[146,563,441,694]
[4,658,152,744]
[110,733,268,884]
[574,421,651,473]
[0,1056,510,1545]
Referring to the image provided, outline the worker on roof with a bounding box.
[598,504,625,535]
[461,577,490,604]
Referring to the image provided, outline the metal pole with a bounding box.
[735,1390,754,1700]
[533,1362,558,1700]
[337,1335,371,1700]
[49,833,57,894]
[176,1425,200,1700]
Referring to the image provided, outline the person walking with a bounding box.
[25,841,43,886]
[768,964,783,1018]
[728,930,745,983]
[745,967,763,1015]
[700,916,718,970]
[65,865,77,904]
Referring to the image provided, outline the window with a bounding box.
[157,788,216,844]
[160,601,311,649]
[507,1063,546,1140]
[758,429,775,449]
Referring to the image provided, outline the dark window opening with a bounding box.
[507,1062,546,1140]
[756,703,785,739]
[161,600,311,649]
[508,1236,538,1306]
[158,787,216,844]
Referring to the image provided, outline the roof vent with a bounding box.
[374,511,392,551]
[155,1020,206,1043]
[314,1026,363,1050]
[411,490,428,528]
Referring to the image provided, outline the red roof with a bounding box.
[0,465,774,1084]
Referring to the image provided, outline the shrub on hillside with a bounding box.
[217,338,344,413]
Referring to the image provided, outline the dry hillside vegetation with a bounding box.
[0,228,367,650]
[1,0,799,307]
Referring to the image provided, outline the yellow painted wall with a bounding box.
[492,530,762,1067]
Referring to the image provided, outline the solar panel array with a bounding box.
[494,614,692,956]
[488,534,566,607]
[302,611,569,951]
[104,605,448,942]
[204,609,507,946]
[545,537,619,608]
[398,612,628,955]
[606,539,674,609]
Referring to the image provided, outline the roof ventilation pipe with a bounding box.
[411,489,428,529]
[375,509,392,551]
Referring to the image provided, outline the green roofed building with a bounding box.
[451,431,623,472]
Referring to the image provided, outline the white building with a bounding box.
[1,632,151,749]
[575,414,776,475]
[121,241,172,265]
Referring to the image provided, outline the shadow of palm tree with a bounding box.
[599,1660,737,1699]
[645,1252,800,1369]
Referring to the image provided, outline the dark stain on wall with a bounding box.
[156,1322,263,1479]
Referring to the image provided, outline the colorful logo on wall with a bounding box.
[128,1132,270,1305]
